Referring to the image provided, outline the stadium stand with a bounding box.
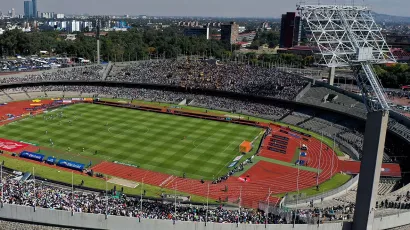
[107,59,309,100]
[0,65,105,84]
[296,85,367,118]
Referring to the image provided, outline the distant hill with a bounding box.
[372,12,410,23]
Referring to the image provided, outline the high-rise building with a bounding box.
[41,12,55,19]
[55,14,64,19]
[11,8,15,18]
[32,0,37,18]
[68,20,81,33]
[184,26,210,40]
[24,1,33,18]
[279,12,301,48]
[220,22,239,45]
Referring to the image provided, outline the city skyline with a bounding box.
[1,0,410,18]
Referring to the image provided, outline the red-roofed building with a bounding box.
[211,34,221,40]
[235,41,252,48]
[391,48,410,63]
[402,85,410,91]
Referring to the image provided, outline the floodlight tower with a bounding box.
[297,5,395,230]
[96,18,101,65]
[90,16,105,64]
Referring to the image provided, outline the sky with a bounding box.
[2,0,410,18]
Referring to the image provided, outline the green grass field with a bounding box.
[102,98,347,157]
[0,103,263,180]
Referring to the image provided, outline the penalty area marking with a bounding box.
[107,177,139,188]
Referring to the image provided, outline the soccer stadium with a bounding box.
[0,60,407,229]
[0,5,410,230]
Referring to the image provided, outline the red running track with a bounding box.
[0,100,55,125]
[91,161,280,208]
[338,160,401,177]
[24,122,403,207]
[91,125,344,208]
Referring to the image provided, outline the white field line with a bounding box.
[213,140,238,177]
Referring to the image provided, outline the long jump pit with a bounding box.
[108,177,139,188]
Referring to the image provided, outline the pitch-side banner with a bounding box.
[233,155,243,161]
[20,151,45,162]
[0,138,28,151]
[57,159,85,171]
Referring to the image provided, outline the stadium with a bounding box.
[0,5,410,230]
[0,58,408,229]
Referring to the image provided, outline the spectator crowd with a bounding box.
[0,171,363,225]
[109,59,308,100]
[0,59,309,101]
[0,173,294,224]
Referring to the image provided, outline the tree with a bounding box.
[0,27,233,62]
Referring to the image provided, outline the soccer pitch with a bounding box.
[0,103,263,180]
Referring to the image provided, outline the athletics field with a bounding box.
[0,103,263,180]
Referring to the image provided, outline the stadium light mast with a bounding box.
[0,163,3,208]
[33,167,36,212]
[297,4,395,230]
[96,18,101,65]
[90,16,104,65]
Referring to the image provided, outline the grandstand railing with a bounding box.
[283,175,359,207]
[336,138,361,160]
[102,62,113,80]
[325,131,361,160]
[1,203,408,230]
[390,110,410,130]
[0,203,353,230]
[295,82,312,102]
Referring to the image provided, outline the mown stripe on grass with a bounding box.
[0,103,263,180]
